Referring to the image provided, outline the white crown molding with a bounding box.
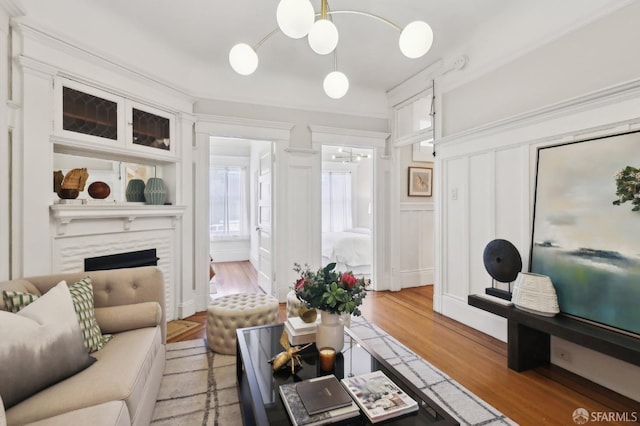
[195,114,295,140]
[12,18,196,105]
[196,114,294,131]
[14,55,57,78]
[439,1,635,93]
[309,125,389,148]
[386,55,468,109]
[387,60,441,108]
[438,77,640,149]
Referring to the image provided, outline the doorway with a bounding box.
[208,136,274,297]
[320,145,374,280]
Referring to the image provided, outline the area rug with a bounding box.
[166,320,201,341]
[152,317,516,425]
[151,340,240,425]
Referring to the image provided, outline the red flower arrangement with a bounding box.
[293,262,368,316]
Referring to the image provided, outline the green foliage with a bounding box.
[293,262,369,316]
[612,166,640,212]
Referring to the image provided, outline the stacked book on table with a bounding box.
[284,315,319,345]
[279,371,419,425]
[341,370,419,423]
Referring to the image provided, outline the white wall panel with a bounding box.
[495,148,526,245]
[437,88,640,399]
[287,165,314,269]
[443,157,469,299]
[468,153,494,295]
[399,205,434,287]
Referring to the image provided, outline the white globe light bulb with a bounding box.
[308,19,339,55]
[323,71,349,99]
[276,0,315,39]
[399,21,433,59]
[228,43,258,76]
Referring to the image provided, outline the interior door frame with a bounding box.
[310,126,390,290]
[256,146,274,295]
[193,114,294,311]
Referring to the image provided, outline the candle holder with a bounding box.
[318,347,336,372]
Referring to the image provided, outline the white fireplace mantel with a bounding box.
[50,204,186,235]
[49,204,187,321]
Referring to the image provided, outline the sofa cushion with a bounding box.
[6,327,163,425]
[0,281,96,409]
[95,302,162,334]
[2,278,110,353]
[24,401,130,426]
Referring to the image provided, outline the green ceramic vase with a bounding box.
[144,177,167,205]
[125,179,145,202]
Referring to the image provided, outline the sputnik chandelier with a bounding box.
[228,0,433,99]
[331,148,371,163]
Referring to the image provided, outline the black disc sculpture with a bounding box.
[482,239,522,300]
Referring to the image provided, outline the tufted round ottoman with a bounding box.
[286,290,302,318]
[206,293,279,354]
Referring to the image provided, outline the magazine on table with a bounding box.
[341,370,418,423]
[279,375,359,426]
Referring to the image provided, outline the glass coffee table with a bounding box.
[236,323,459,425]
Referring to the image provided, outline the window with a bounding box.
[394,90,435,161]
[322,171,352,232]
[209,166,249,239]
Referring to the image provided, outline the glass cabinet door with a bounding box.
[132,108,170,151]
[62,87,119,140]
[127,101,175,156]
[54,77,176,159]
[56,78,124,146]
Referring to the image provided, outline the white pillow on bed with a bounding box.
[345,227,371,235]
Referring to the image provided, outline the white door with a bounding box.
[257,148,274,295]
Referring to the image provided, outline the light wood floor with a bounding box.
[170,261,640,425]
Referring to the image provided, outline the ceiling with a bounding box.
[89,0,512,92]
[15,0,628,116]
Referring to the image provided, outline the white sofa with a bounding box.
[0,266,166,426]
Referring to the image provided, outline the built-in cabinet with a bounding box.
[51,77,178,204]
[53,77,176,163]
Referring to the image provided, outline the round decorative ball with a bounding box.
[88,181,111,199]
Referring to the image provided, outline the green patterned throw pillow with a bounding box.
[2,290,39,312]
[68,277,111,353]
[2,278,111,353]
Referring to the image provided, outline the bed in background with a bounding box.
[322,228,372,278]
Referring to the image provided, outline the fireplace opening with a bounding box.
[84,249,159,272]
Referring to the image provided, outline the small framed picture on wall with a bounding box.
[408,167,432,197]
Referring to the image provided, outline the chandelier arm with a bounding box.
[253,27,281,51]
[253,8,401,51]
[326,10,403,32]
